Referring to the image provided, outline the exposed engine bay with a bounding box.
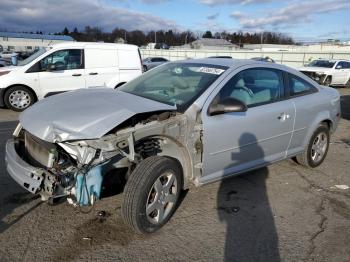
[11,110,203,206]
[300,70,329,85]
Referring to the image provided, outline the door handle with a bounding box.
[89,72,98,75]
[72,73,82,77]
[278,113,290,121]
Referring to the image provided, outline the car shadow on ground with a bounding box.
[0,121,42,235]
[217,133,280,262]
[340,94,350,120]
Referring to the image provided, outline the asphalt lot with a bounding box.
[0,89,349,262]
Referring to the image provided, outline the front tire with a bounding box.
[4,86,35,111]
[122,156,183,234]
[296,124,330,168]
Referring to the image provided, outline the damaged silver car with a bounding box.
[6,59,341,233]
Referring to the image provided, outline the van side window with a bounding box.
[40,49,84,71]
[217,68,284,107]
[289,74,317,96]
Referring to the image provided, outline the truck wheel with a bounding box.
[122,156,183,234]
[4,86,35,111]
[296,124,330,168]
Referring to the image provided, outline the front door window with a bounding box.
[40,49,83,71]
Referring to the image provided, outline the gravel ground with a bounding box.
[0,89,349,262]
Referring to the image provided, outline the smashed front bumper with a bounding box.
[5,139,44,194]
[300,71,328,85]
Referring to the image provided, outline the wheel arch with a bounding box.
[3,84,38,104]
[321,119,333,131]
[302,112,334,149]
[135,135,193,190]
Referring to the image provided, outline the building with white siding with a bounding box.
[0,32,74,52]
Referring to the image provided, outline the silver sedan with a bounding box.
[6,58,341,233]
[142,57,168,71]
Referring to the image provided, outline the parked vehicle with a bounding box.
[0,42,143,111]
[0,51,16,59]
[154,43,170,49]
[299,59,350,87]
[6,59,340,233]
[251,56,275,63]
[208,56,232,59]
[0,58,11,67]
[142,57,169,71]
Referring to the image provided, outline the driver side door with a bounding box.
[199,67,295,184]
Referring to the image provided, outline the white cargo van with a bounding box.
[0,42,143,111]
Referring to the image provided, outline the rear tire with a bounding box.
[296,124,330,168]
[122,156,183,234]
[4,86,35,111]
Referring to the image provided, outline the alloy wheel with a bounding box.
[311,132,328,163]
[146,172,178,224]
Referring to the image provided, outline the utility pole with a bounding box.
[155,31,157,43]
[260,32,264,51]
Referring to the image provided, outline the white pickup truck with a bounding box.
[299,59,350,87]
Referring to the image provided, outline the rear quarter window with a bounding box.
[289,74,318,96]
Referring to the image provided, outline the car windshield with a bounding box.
[17,48,47,66]
[119,62,227,111]
[307,60,335,68]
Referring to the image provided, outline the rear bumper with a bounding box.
[5,139,44,194]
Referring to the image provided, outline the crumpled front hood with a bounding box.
[19,88,176,142]
[298,66,331,74]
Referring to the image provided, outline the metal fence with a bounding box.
[140,49,350,68]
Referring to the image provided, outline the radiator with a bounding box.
[25,131,56,168]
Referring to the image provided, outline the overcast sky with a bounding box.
[1,0,349,41]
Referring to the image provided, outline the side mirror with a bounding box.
[336,65,342,69]
[47,63,56,71]
[208,97,247,116]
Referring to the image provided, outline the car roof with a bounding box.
[315,58,350,62]
[174,58,314,83]
[147,57,167,59]
[50,42,138,50]
[178,58,290,71]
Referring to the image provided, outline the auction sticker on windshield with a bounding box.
[191,67,225,75]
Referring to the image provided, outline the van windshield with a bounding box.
[119,62,227,111]
[17,48,47,66]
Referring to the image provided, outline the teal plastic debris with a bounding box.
[76,165,103,206]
